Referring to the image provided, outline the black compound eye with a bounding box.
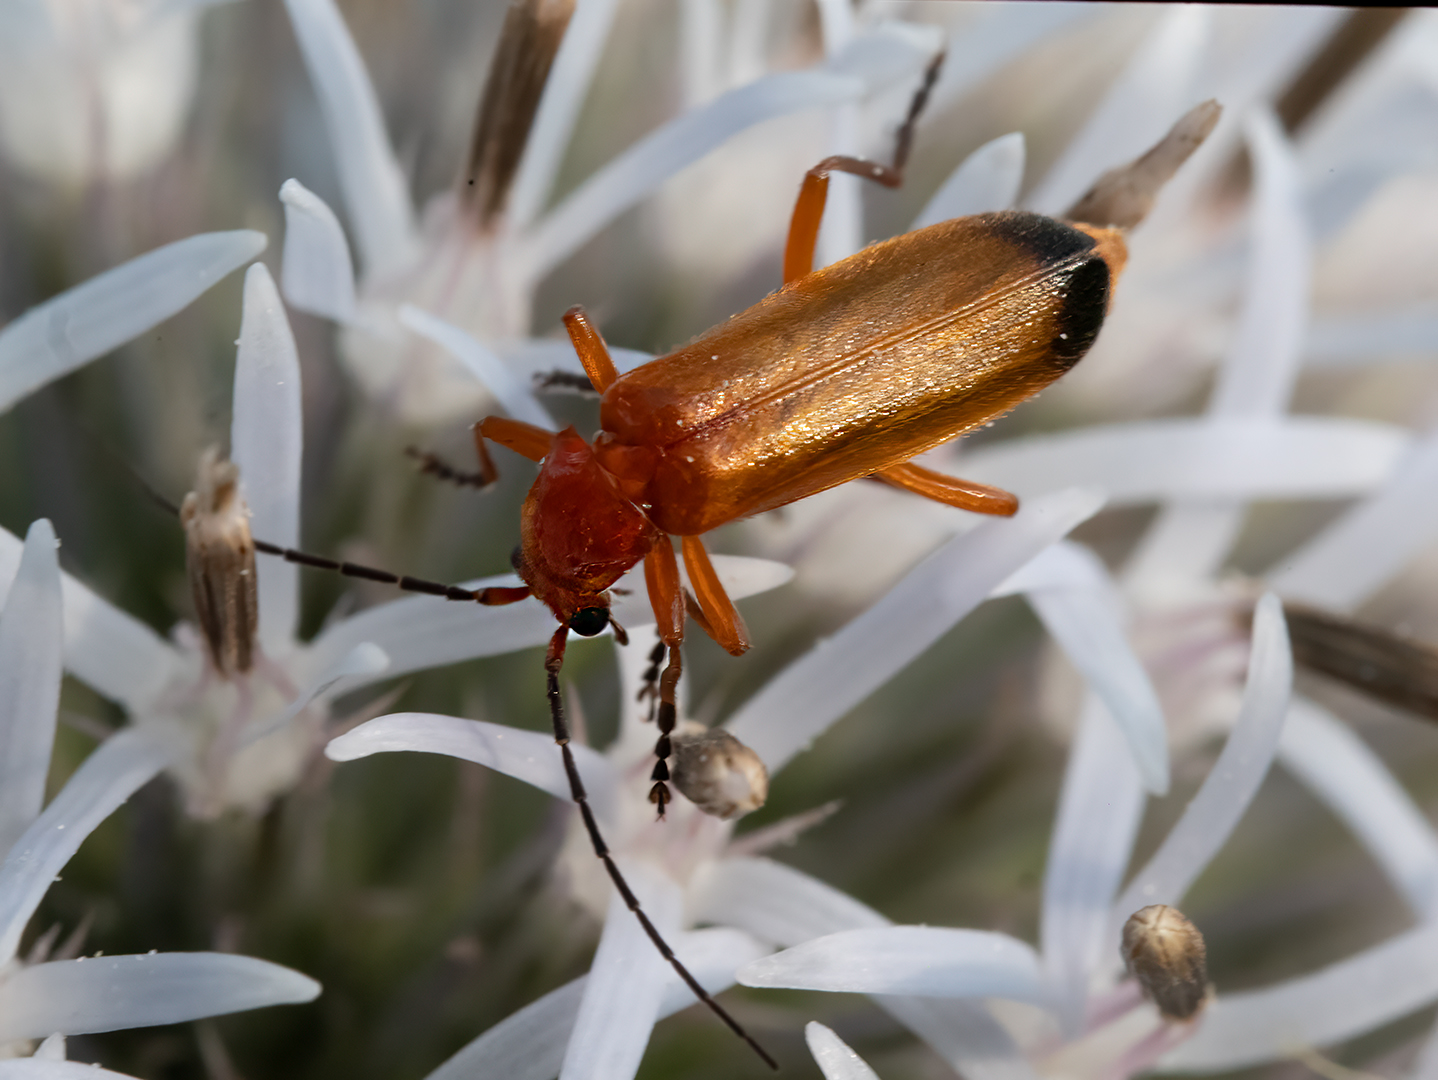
[569,607,610,637]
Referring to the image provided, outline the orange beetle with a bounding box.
[279,87,1218,1066]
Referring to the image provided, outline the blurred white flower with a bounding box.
[0,0,222,186]
[276,0,958,422]
[0,520,319,1067]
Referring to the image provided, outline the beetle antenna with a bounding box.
[544,627,778,1069]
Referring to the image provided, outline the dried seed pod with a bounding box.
[1121,905,1209,1021]
[180,448,258,677]
[670,727,768,820]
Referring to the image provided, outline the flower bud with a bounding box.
[180,448,258,677]
[670,728,768,820]
[1121,904,1209,1021]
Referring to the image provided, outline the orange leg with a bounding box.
[563,306,620,393]
[782,51,943,284]
[872,462,1019,517]
[642,539,685,817]
[680,535,750,656]
[474,415,554,470]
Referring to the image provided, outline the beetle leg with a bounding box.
[563,306,621,393]
[680,535,750,656]
[474,415,553,466]
[642,540,685,817]
[405,445,493,489]
[872,462,1020,517]
[783,51,944,283]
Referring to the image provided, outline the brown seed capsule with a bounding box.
[1121,904,1209,1022]
[670,727,769,820]
[180,448,258,677]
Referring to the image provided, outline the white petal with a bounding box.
[507,0,625,231]
[306,555,790,689]
[0,521,62,855]
[0,528,181,712]
[911,132,1025,230]
[282,0,416,276]
[689,858,1031,1079]
[1280,699,1438,919]
[525,70,865,280]
[1270,424,1438,612]
[1040,698,1145,1033]
[1018,545,1168,794]
[1125,109,1310,591]
[0,953,319,1041]
[1026,6,1209,215]
[423,928,764,1080]
[726,487,1103,774]
[326,713,619,821]
[961,419,1405,504]
[33,1033,64,1060]
[1161,921,1438,1071]
[560,868,680,1080]
[1110,594,1292,939]
[398,305,554,428]
[0,729,174,964]
[279,178,357,322]
[0,231,265,414]
[0,1063,138,1079]
[806,1022,880,1080]
[241,643,390,750]
[231,263,303,653]
[739,927,1044,1003]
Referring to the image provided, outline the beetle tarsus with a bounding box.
[405,445,495,490]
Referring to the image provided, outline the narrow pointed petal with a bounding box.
[1270,423,1438,612]
[326,713,620,820]
[398,305,553,428]
[1041,698,1145,1033]
[231,263,302,653]
[911,132,1024,230]
[806,1023,880,1080]
[0,729,175,964]
[280,178,357,322]
[306,556,789,687]
[1015,544,1168,793]
[1027,7,1209,215]
[0,231,265,415]
[0,953,319,1041]
[0,521,62,855]
[560,868,680,1080]
[963,419,1405,504]
[739,927,1044,1003]
[1161,921,1438,1071]
[1125,108,1310,591]
[424,928,763,1080]
[1280,698,1438,919]
[34,1034,64,1060]
[0,1063,139,1079]
[507,0,625,232]
[1111,594,1292,940]
[690,858,1031,1080]
[727,487,1103,774]
[0,528,181,712]
[282,0,416,276]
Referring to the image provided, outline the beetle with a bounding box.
[254,88,1219,1066]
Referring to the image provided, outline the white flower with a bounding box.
[0,0,219,186]
[0,520,318,1070]
[320,483,1186,1079]
[275,0,958,422]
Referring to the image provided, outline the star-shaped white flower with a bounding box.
[0,520,318,1073]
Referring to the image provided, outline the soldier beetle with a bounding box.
[256,78,1220,1064]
